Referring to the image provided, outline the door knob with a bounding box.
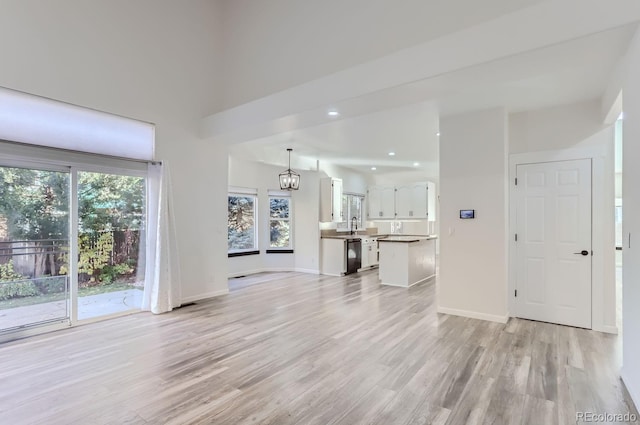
[573,250,589,256]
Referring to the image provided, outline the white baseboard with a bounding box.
[437,305,509,324]
[228,267,320,278]
[621,368,640,412]
[181,289,229,304]
[294,268,320,274]
[381,274,435,289]
[228,269,264,278]
[594,324,619,334]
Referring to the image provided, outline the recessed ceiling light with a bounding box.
[388,152,395,156]
[436,132,441,136]
[413,162,420,167]
[371,166,377,171]
[328,110,339,117]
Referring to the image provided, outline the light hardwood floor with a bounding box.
[0,270,637,425]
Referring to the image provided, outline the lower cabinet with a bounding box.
[321,237,378,275]
[360,238,378,270]
[361,242,371,269]
[321,238,346,276]
[368,242,379,266]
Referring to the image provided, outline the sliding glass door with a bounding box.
[76,171,146,320]
[0,161,147,334]
[0,165,71,332]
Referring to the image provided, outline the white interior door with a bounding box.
[515,159,592,329]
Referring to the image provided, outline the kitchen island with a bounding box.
[378,235,437,287]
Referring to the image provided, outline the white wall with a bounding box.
[509,100,617,333]
[219,0,542,109]
[510,99,609,153]
[438,108,509,322]
[622,28,640,409]
[0,0,229,302]
[228,157,320,276]
[318,162,370,195]
[294,173,321,274]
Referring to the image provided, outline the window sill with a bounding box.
[266,249,294,254]
[228,250,260,258]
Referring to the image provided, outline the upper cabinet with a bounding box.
[367,181,436,221]
[396,182,428,219]
[320,177,343,222]
[367,185,396,219]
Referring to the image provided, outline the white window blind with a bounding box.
[0,86,155,161]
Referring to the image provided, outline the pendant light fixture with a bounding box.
[279,148,300,190]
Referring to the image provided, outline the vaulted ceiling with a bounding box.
[211,1,640,176]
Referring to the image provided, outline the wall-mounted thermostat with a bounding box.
[460,209,475,219]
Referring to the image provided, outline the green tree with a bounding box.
[78,172,145,233]
[0,168,145,282]
[0,168,69,241]
[0,168,69,277]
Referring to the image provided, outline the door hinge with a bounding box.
[515,290,518,297]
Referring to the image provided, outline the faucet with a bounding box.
[350,216,358,235]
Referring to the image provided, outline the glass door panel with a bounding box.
[0,166,70,331]
[76,172,145,320]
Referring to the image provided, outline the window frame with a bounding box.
[268,192,293,251]
[337,192,365,232]
[227,190,259,256]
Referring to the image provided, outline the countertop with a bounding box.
[321,234,437,241]
[378,235,438,243]
[321,234,367,240]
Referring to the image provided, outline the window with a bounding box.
[269,194,292,250]
[228,191,258,254]
[337,193,365,231]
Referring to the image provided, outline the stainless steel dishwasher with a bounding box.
[346,238,362,274]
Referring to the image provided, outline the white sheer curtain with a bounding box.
[142,162,182,314]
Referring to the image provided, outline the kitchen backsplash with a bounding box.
[372,220,433,235]
[320,227,379,237]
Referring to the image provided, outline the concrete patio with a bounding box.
[0,288,143,330]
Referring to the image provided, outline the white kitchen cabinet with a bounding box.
[320,238,346,276]
[396,182,428,219]
[320,178,343,222]
[359,237,379,270]
[360,240,371,269]
[367,185,395,219]
[368,240,379,266]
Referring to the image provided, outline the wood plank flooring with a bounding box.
[0,270,637,424]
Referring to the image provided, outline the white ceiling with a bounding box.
[228,24,636,176]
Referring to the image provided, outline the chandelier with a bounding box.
[279,148,300,190]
